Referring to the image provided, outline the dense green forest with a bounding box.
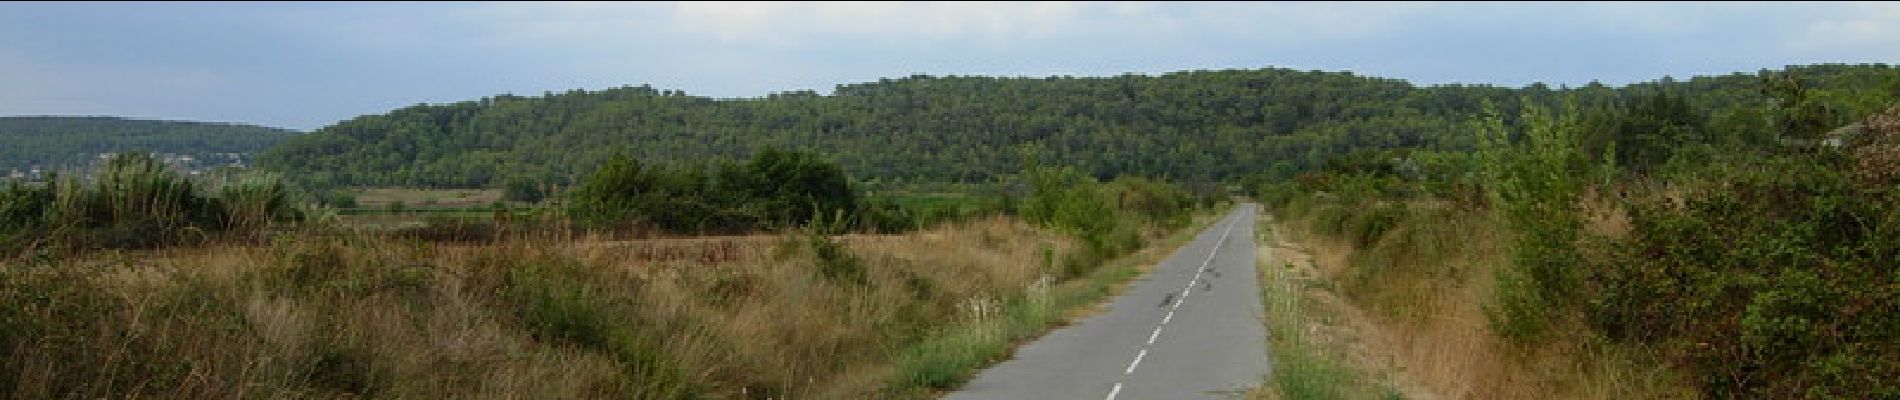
[259,64,1898,190]
[0,117,299,174]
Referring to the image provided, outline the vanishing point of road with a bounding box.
[947,204,1270,400]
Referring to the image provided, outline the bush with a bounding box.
[569,148,860,234]
[501,176,547,203]
[1017,164,1197,278]
[1476,102,1591,339]
[1345,203,1406,247]
[1588,153,1900,397]
[807,232,866,286]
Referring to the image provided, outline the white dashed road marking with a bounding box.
[1103,212,1242,400]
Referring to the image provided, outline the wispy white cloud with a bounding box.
[1786,2,1900,58]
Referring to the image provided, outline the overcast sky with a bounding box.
[2,1,1897,131]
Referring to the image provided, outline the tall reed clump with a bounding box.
[0,152,298,255]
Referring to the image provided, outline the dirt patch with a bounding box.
[1264,221,1447,400]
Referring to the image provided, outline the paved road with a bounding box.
[946,204,1269,400]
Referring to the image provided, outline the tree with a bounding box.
[501,176,546,203]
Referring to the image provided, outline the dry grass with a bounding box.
[2,214,1183,399]
[1579,189,1631,241]
[1261,204,1695,400]
[352,187,503,209]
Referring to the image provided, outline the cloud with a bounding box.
[1787,2,1900,58]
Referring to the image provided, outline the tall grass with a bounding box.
[1,153,296,255]
[1267,193,1691,399]
[0,212,1213,398]
[1252,216,1394,400]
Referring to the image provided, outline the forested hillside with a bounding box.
[0,116,299,174]
[259,64,1898,189]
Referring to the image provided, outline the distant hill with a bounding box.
[0,116,299,177]
[257,64,1900,189]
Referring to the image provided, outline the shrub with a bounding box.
[569,148,861,234]
[1345,202,1406,247]
[1589,152,1900,397]
[807,232,867,286]
[1476,102,1591,339]
[501,175,547,203]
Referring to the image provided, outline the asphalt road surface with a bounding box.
[946,204,1269,400]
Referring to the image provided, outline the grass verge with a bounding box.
[1249,213,1396,400]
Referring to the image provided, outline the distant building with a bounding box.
[1778,122,1861,149]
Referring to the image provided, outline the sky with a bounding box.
[2,1,1897,131]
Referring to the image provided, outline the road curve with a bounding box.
[946,204,1269,400]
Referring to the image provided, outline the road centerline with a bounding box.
[1103,212,1242,400]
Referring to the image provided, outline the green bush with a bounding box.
[501,175,547,203]
[1589,152,1900,397]
[807,232,867,286]
[1476,102,1590,339]
[1017,164,1196,278]
[1310,203,1351,238]
[1345,203,1407,247]
[568,148,860,234]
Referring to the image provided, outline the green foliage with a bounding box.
[0,116,296,173]
[208,171,297,232]
[258,65,1899,194]
[567,148,862,233]
[1345,202,1407,247]
[500,175,547,203]
[1577,90,1706,174]
[1765,73,1849,141]
[890,323,1010,391]
[717,148,860,226]
[1246,65,1900,398]
[1018,163,1196,278]
[1588,153,1900,397]
[1476,101,1592,339]
[0,263,127,395]
[0,152,299,255]
[853,192,1010,233]
[258,68,1536,190]
[806,233,866,286]
[318,189,358,208]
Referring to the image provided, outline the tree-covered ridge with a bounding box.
[258,64,1900,189]
[0,116,300,174]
